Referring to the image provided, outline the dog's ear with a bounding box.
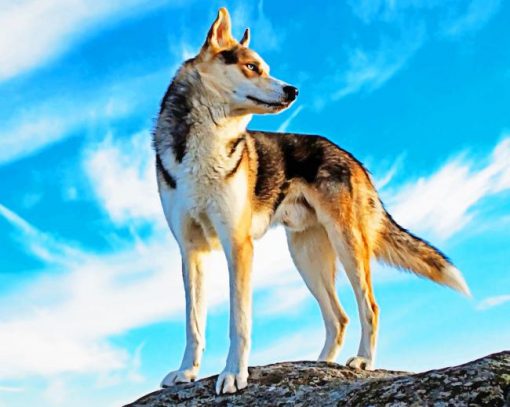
[203,8,236,52]
[240,28,250,47]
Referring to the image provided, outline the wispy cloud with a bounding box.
[0,0,168,82]
[277,105,304,132]
[372,153,406,190]
[332,29,424,101]
[331,0,502,102]
[443,0,501,38]
[384,136,510,239]
[232,0,283,52]
[476,294,510,311]
[0,386,24,393]
[0,204,82,264]
[251,330,319,365]
[0,70,165,166]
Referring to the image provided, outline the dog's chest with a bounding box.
[168,132,241,216]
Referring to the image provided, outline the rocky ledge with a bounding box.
[125,351,509,406]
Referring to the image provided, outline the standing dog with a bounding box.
[154,8,470,395]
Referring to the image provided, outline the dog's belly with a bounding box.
[273,198,317,232]
[251,196,317,239]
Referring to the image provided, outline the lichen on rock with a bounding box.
[125,351,509,406]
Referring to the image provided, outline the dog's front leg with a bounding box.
[215,225,253,394]
[161,221,209,387]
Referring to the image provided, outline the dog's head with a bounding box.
[193,8,298,115]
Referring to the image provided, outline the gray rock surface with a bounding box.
[125,351,510,406]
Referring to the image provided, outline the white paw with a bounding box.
[215,370,248,395]
[346,356,374,370]
[160,368,197,387]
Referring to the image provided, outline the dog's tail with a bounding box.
[374,211,471,296]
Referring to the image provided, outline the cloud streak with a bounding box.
[332,29,425,101]
[384,137,510,239]
[0,70,166,166]
[331,0,502,102]
[0,0,167,82]
[477,294,510,311]
[277,105,304,132]
[443,0,501,38]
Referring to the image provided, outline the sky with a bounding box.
[0,0,509,405]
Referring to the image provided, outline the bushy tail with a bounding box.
[374,212,471,296]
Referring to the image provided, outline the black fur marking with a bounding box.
[159,78,193,163]
[278,135,324,183]
[156,154,176,189]
[225,145,246,178]
[273,181,289,212]
[159,86,172,115]
[219,47,239,64]
[249,131,359,205]
[227,136,245,157]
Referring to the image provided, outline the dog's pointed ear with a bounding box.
[203,8,236,52]
[240,28,250,47]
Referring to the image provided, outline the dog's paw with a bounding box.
[160,368,197,388]
[346,356,374,370]
[215,370,248,395]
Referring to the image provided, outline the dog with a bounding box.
[153,7,470,395]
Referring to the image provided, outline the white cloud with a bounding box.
[0,0,167,81]
[83,131,162,226]
[43,378,68,406]
[476,294,510,311]
[0,218,183,379]
[384,137,510,239]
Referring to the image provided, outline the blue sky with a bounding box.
[1,0,509,405]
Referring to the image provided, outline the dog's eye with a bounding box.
[246,63,257,72]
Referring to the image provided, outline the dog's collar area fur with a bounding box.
[154,67,252,170]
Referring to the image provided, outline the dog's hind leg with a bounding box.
[326,224,379,370]
[286,225,349,362]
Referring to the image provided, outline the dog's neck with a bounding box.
[155,67,251,161]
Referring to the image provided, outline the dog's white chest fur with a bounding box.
[161,116,250,223]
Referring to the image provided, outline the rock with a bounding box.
[125,351,510,406]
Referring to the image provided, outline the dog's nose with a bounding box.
[283,85,299,102]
